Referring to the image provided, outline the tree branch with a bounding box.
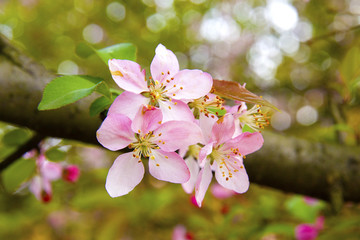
[0,133,45,171]
[1,35,360,202]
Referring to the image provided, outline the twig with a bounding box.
[306,25,360,45]
[0,133,45,172]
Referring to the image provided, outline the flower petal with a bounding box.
[105,152,145,197]
[148,149,190,183]
[41,160,63,181]
[108,91,149,120]
[153,121,203,152]
[224,131,264,156]
[214,158,249,193]
[165,69,213,100]
[211,114,235,145]
[158,99,195,123]
[182,157,200,194]
[109,59,148,94]
[195,161,212,207]
[150,44,179,83]
[198,142,214,167]
[199,112,218,144]
[96,114,135,151]
[131,105,163,134]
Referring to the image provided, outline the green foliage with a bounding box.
[285,196,325,222]
[89,96,113,116]
[38,75,110,110]
[95,43,137,65]
[242,124,257,133]
[45,147,67,162]
[207,106,226,116]
[2,129,31,146]
[2,157,35,192]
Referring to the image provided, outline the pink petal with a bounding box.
[108,91,149,120]
[198,142,213,166]
[211,114,235,145]
[29,176,52,202]
[199,113,218,144]
[172,225,187,240]
[182,157,200,194]
[211,183,236,199]
[105,152,145,197]
[96,114,135,151]
[150,44,179,83]
[195,161,212,207]
[295,224,318,240]
[224,132,264,156]
[165,70,213,100]
[153,121,203,152]
[109,59,148,94]
[158,99,195,123]
[131,105,163,134]
[41,160,63,181]
[148,149,190,183]
[214,159,249,193]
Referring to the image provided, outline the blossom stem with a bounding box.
[0,133,45,172]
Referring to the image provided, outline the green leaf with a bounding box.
[340,46,360,86]
[75,42,94,58]
[242,124,257,133]
[2,129,31,146]
[207,106,226,116]
[45,147,67,162]
[38,75,105,110]
[285,196,325,222]
[95,81,112,99]
[96,43,137,65]
[2,158,36,192]
[212,79,280,111]
[89,96,113,116]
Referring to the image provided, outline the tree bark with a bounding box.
[1,35,360,203]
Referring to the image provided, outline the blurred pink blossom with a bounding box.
[295,216,324,240]
[62,165,80,183]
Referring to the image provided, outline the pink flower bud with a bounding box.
[295,224,318,240]
[62,165,80,183]
[41,190,52,203]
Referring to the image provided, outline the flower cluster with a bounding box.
[97,44,266,206]
[24,146,80,203]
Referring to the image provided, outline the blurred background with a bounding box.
[1,0,360,239]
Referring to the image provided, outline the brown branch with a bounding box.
[1,34,360,202]
[0,133,45,172]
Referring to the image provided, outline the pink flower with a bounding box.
[172,225,194,240]
[194,114,264,206]
[295,216,324,240]
[228,102,270,136]
[107,44,213,122]
[96,105,203,197]
[29,175,52,203]
[211,183,236,199]
[62,165,80,183]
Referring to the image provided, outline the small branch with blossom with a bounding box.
[96,44,274,206]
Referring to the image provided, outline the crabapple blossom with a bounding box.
[62,165,81,183]
[107,44,213,122]
[23,145,81,203]
[96,105,203,197]
[192,114,263,206]
[228,102,270,136]
[295,216,324,240]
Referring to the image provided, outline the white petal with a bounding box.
[105,152,145,197]
[148,149,190,183]
[182,157,200,194]
[195,161,212,207]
